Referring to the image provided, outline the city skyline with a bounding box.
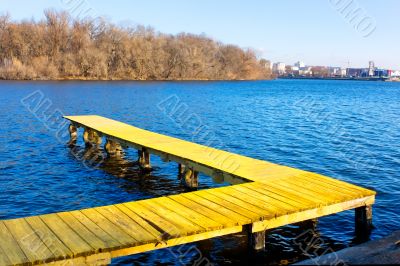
[1,0,399,69]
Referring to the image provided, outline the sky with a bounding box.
[1,0,399,69]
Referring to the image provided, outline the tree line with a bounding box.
[0,10,272,80]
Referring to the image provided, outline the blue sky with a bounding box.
[1,0,399,69]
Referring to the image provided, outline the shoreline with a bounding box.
[0,77,274,82]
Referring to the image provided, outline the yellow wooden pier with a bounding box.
[0,115,376,265]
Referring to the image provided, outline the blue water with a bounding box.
[0,79,399,265]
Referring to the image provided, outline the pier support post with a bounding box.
[181,167,198,189]
[68,124,78,146]
[104,139,123,157]
[245,224,266,251]
[178,163,186,180]
[138,148,151,170]
[355,205,373,237]
[83,128,102,147]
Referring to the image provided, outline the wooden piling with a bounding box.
[178,163,186,180]
[245,224,266,251]
[355,205,373,236]
[182,167,198,189]
[138,148,151,170]
[104,139,123,157]
[83,128,102,147]
[68,124,77,145]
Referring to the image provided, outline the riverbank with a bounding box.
[0,76,273,81]
[294,230,400,265]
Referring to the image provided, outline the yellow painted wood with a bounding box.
[25,216,72,260]
[40,214,93,256]
[242,182,315,209]
[0,248,11,266]
[95,205,156,244]
[113,204,162,239]
[202,189,271,219]
[80,209,136,247]
[0,222,29,265]
[56,212,107,252]
[150,197,223,230]
[136,200,204,233]
[69,210,122,248]
[0,115,377,266]
[3,219,53,264]
[247,181,321,207]
[168,194,239,227]
[181,193,252,225]
[252,195,375,232]
[110,225,243,258]
[122,201,183,239]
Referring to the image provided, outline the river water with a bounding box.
[0,79,399,265]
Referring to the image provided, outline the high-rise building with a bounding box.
[368,61,375,76]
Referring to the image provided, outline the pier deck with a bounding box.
[0,115,376,265]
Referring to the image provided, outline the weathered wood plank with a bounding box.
[25,215,72,260]
[0,222,29,266]
[40,214,93,257]
[3,218,53,264]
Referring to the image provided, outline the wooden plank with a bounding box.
[230,185,298,210]
[57,212,107,252]
[152,196,223,230]
[80,209,136,247]
[243,182,316,209]
[0,222,28,266]
[183,193,251,226]
[252,195,375,232]
[25,215,72,260]
[218,187,290,215]
[110,225,243,258]
[299,173,373,196]
[40,214,93,257]
[122,201,183,239]
[95,205,156,245]
[276,181,348,205]
[182,193,251,224]
[70,210,122,248]
[114,204,162,239]
[193,190,261,221]
[169,194,240,227]
[3,218,54,264]
[261,181,330,205]
[199,189,271,219]
[247,182,321,207]
[0,246,11,266]
[136,200,204,233]
[285,178,358,202]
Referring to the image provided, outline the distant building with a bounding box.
[374,69,391,77]
[294,61,305,68]
[391,70,400,77]
[328,67,341,76]
[368,61,375,76]
[347,68,367,77]
[299,66,312,76]
[273,62,286,75]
